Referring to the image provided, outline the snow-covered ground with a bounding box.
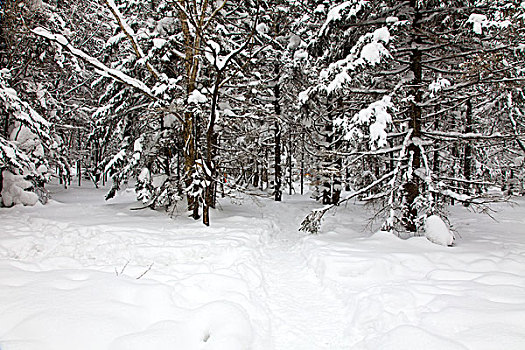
[1,183,524,349]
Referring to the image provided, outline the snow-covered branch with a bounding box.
[422,130,516,141]
[102,0,161,80]
[32,27,156,100]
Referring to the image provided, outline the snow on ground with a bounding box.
[1,183,525,349]
[302,200,525,349]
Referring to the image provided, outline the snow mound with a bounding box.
[424,215,454,246]
[111,302,253,350]
[187,302,253,349]
[1,170,38,207]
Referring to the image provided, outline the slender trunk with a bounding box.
[274,120,282,201]
[300,132,304,195]
[322,122,333,205]
[262,148,268,191]
[273,65,282,202]
[193,112,200,219]
[179,5,201,220]
[253,160,259,188]
[160,117,171,178]
[94,138,100,184]
[321,104,342,204]
[0,167,4,200]
[403,0,423,232]
[300,107,309,195]
[77,160,81,187]
[388,139,395,173]
[212,135,220,208]
[77,129,82,187]
[183,111,198,219]
[2,111,8,138]
[463,99,472,196]
[288,137,293,195]
[203,73,220,226]
[176,147,183,195]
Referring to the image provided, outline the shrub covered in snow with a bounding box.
[1,170,39,207]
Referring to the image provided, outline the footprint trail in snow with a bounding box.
[258,241,351,349]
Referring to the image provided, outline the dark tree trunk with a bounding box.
[288,137,293,195]
[463,99,472,195]
[262,148,268,191]
[203,72,221,226]
[176,147,182,195]
[2,110,8,138]
[253,160,259,188]
[321,101,342,205]
[388,139,395,173]
[273,64,282,202]
[274,120,282,202]
[403,0,423,232]
[0,167,4,202]
[77,160,81,187]
[160,116,171,178]
[183,111,199,220]
[77,129,82,186]
[300,132,305,195]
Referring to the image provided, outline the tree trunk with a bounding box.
[252,159,259,188]
[321,103,342,205]
[2,110,8,138]
[274,120,282,201]
[262,148,268,191]
[300,132,304,195]
[403,0,423,232]
[203,73,221,226]
[273,64,282,202]
[288,137,293,195]
[0,167,4,202]
[178,6,201,220]
[183,111,199,219]
[463,99,472,195]
[77,160,81,187]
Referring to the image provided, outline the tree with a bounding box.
[0,0,92,205]
[301,0,525,235]
[32,0,262,225]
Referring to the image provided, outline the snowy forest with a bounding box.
[1,1,525,349]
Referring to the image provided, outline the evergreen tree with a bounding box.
[301,0,525,235]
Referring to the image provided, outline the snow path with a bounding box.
[246,197,352,348]
[219,196,353,348]
[258,239,350,349]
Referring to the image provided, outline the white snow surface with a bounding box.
[1,184,525,349]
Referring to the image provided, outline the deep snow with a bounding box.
[1,183,524,349]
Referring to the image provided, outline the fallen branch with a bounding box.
[136,263,154,280]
